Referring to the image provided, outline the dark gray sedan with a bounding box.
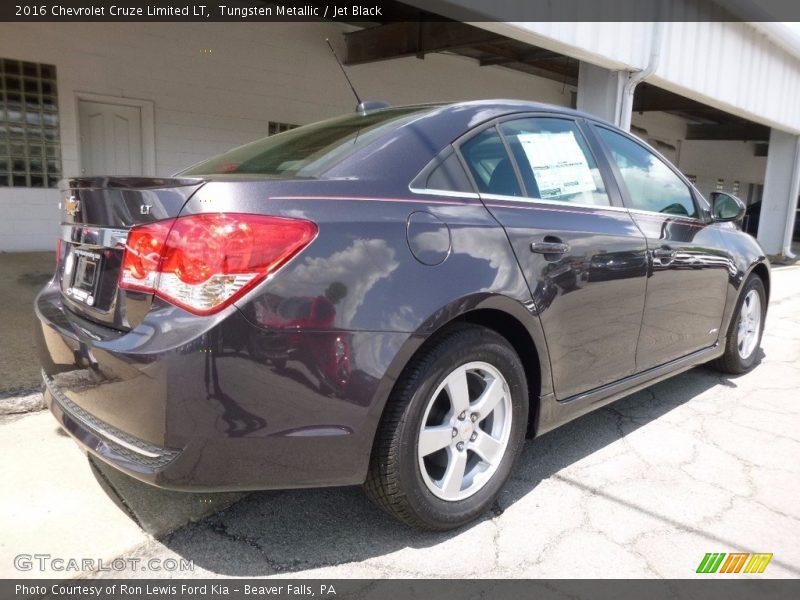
[36,100,768,530]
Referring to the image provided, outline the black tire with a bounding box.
[711,274,767,374]
[364,324,528,530]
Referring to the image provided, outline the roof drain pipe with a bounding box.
[782,136,799,259]
[618,21,664,131]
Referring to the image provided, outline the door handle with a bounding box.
[531,240,570,255]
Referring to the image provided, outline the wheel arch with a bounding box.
[749,261,770,304]
[453,309,543,438]
[724,259,771,333]
[367,294,551,450]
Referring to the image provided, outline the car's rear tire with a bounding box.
[711,273,767,374]
[364,324,528,530]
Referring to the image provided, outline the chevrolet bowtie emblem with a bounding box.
[64,196,80,217]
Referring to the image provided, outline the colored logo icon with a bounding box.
[696,552,773,574]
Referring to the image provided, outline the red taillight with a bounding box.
[120,214,317,315]
[120,220,173,291]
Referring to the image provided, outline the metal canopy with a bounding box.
[343,18,767,142]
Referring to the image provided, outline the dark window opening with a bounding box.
[268,121,298,136]
[0,58,61,188]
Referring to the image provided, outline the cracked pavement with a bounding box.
[65,266,800,578]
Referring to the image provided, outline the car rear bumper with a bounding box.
[44,371,181,475]
[35,281,410,492]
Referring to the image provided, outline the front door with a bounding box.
[458,116,649,400]
[78,99,143,176]
[592,125,730,371]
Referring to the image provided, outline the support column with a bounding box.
[758,128,800,258]
[576,62,627,127]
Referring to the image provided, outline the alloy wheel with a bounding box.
[417,361,513,501]
[737,289,761,360]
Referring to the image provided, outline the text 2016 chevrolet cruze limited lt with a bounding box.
[36,100,769,530]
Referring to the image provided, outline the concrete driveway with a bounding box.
[90,265,800,579]
[3,265,798,579]
[0,252,55,395]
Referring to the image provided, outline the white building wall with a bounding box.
[0,189,59,251]
[654,21,800,134]
[480,21,651,72]
[0,21,574,251]
[467,17,800,133]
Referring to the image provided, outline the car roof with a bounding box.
[367,99,613,128]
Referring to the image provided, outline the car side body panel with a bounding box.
[627,213,732,370]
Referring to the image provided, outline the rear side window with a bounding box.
[459,128,521,197]
[499,118,610,206]
[596,126,697,218]
[180,107,432,178]
[411,149,474,193]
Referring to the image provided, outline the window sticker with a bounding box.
[517,131,596,199]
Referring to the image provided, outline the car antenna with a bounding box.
[326,38,361,106]
[325,38,389,114]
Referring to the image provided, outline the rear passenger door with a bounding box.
[458,116,649,400]
[592,125,730,370]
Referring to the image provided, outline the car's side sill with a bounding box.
[536,342,725,436]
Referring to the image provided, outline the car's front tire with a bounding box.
[364,324,528,530]
[712,273,767,374]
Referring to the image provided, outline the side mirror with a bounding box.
[710,192,746,222]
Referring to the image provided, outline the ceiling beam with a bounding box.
[686,123,771,141]
[451,47,577,86]
[343,22,503,65]
[506,63,577,87]
[633,86,713,112]
[479,49,563,67]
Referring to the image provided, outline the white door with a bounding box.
[78,100,143,176]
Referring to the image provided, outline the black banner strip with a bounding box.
[4,579,800,600]
[4,0,800,22]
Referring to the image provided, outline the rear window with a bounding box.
[181,107,432,178]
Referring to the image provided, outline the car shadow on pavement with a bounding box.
[149,362,748,577]
[86,454,246,539]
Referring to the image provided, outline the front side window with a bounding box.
[459,127,521,197]
[596,126,697,218]
[499,118,610,206]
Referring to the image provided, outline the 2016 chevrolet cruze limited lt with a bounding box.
[36,100,769,530]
